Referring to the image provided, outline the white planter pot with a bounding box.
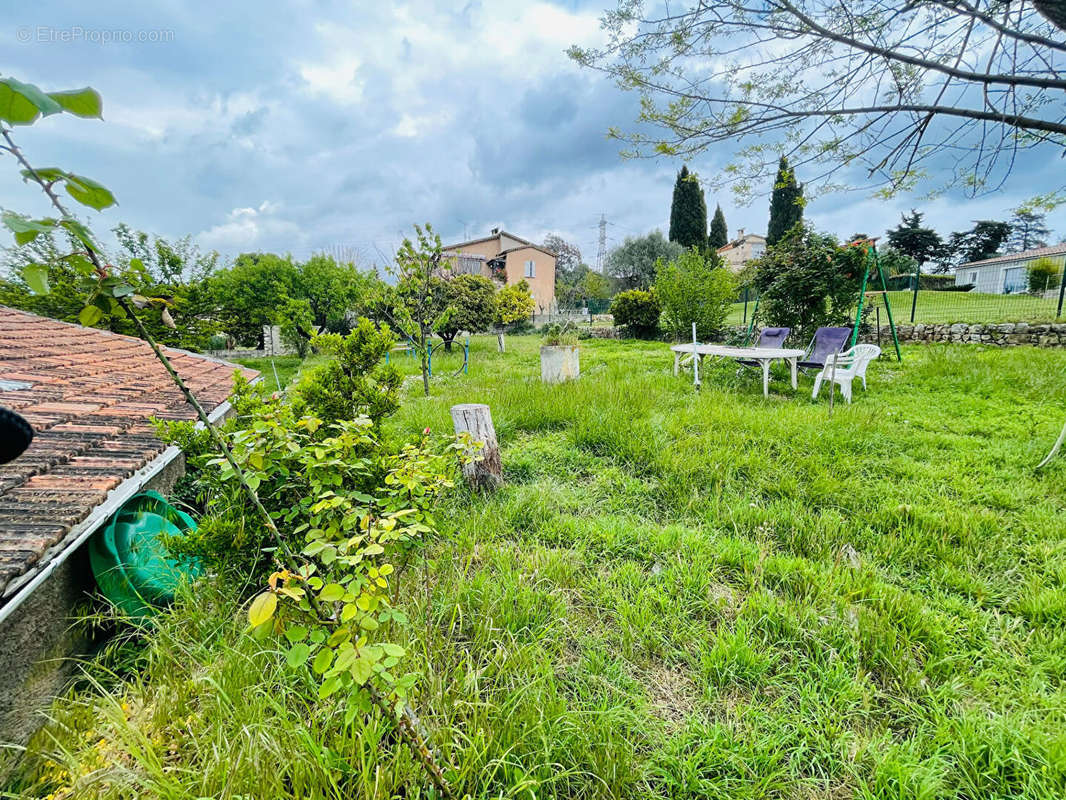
[540,345,580,383]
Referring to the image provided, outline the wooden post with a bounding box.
[496,332,505,352]
[450,403,502,490]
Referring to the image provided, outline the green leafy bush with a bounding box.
[752,224,860,340]
[292,318,401,429]
[436,273,496,351]
[541,322,579,347]
[495,279,536,328]
[610,289,661,338]
[655,247,736,341]
[1028,257,1062,293]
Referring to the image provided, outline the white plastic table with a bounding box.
[671,344,806,397]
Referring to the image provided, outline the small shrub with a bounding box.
[610,289,660,338]
[1028,257,1062,293]
[656,247,736,341]
[542,322,579,347]
[291,317,401,429]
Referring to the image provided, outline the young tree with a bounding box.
[668,165,708,251]
[656,248,736,340]
[493,279,535,351]
[570,1,1066,200]
[708,204,728,250]
[581,270,612,302]
[435,273,496,351]
[885,211,943,270]
[767,156,804,246]
[391,224,450,396]
[208,253,300,346]
[1007,208,1052,252]
[605,230,683,290]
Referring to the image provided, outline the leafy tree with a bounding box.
[208,253,300,346]
[708,204,728,250]
[494,279,535,327]
[435,273,496,351]
[668,165,707,250]
[391,224,450,396]
[277,297,315,358]
[113,222,219,284]
[581,270,612,301]
[296,254,380,334]
[656,248,736,341]
[1,224,221,350]
[885,211,943,270]
[877,246,919,279]
[605,230,683,291]
[543,234,582,274]
[767,156,804,246]
[752,224,860,340]
[938,220,1012,271]
[570,1,1066,200]
[1007,208,1052,253]
[1028,257,1061,293]
[610,289,661,338]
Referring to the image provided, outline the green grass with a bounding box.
[727,289,1064,326]
[232,354,325,390]
[9,336,1066,799]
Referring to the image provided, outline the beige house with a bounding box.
[717,229,767,273]
[441,228,557,312]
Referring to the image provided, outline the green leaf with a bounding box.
[283,624,308,644]
[350,657,374,686]
[312,648,334,675]
[247,591,277,628]
[63,174,117,211]
[78,305,104,327]
[2,212,56,245]
[319,583,345,603]
[23,265,50,295]
[285,642,310,669]
[47,88,103,119]
[318,675,342,698]
[0,77,63,125]
[380,643,405,658]
[20,167,67,183]
[110,284,135,298]
[58,218,99,251]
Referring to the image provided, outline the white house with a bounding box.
[955,243,1066,294]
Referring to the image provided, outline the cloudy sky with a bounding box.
[3,0,1064,268]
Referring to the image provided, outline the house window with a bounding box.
[1003,266,1026,294]
[524,259,535,278]
[969,271,978,284]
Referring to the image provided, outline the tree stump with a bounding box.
[450,403,502,490]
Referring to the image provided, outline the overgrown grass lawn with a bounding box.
[11,336,1066,799]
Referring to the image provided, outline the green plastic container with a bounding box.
[89,491,202,617]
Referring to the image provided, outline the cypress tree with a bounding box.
[766,156,804,246]
[708,204,728,250]
[668,165,708,251]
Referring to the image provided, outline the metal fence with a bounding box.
[730,281,1065,328]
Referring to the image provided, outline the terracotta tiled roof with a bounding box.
[960,243,1066,268]
[0,307,257,597]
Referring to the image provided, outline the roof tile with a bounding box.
[0,306,258,598]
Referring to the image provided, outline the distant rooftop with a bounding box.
[960,243,1066,269]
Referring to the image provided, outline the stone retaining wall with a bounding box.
[863,321,1066,347]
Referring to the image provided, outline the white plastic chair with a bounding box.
[812,344,881,403]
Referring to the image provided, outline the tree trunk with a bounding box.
[450,403,502,490]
